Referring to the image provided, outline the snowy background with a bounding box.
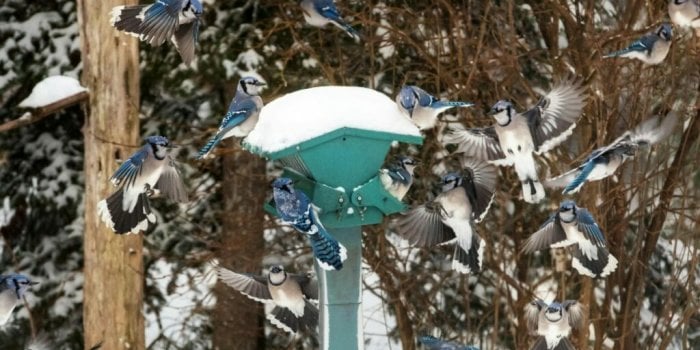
[0,0,699,349]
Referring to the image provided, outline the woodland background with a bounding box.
[0,0,698,349]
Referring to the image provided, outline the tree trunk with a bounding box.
[78,0,144,349]
[212,143,266,350]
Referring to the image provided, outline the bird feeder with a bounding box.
[244,86,422,350]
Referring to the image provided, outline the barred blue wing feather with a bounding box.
[110,147,149,188]
[562,158,596,194]
[576,208,606,247]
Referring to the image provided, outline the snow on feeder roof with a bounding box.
[243,86,421,157]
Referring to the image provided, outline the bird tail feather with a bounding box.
[563,161,596,194]
[98,188,155,235]
[197,134,224,159]
[522,180,545,203]
[452,233,485,274]
[307,227,347,271]
[603,47,634,58]
[431,101,474,109]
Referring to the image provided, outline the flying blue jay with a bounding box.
[197,77,265,159]
[525,299,584,350]
[444,80,587,203]
[396,158,497,274]
[217,265,318,334]
[603,23,673,65]
[98,136,188,235]
[396,85,474,130]
[379,156,417,200]
[110,0,203,65]
[522,200,618,278]
[418,335,479,350]
[272,178,347,271]
[300,0,361,40]
[669,0,700,28]
[0,274,38,325]
[545,113,678,194]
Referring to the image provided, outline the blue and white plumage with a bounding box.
[110,0,203,65]
[379,156,417,200]
[545,113,678,194]
[396,158,497,274]
[197,77,265,159]
[0,274,37,325]
[396,85,474,130]
[522,200,618,278]
[669,0,700,29]
[444,80,587,203]
[272,178,347,271]
[217,265,318,334]
[98,136,188,235]
[603,23,673,65]
[418,335,479,350]
[525,299,584,350]
[300,0,360,40]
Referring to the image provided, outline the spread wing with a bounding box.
[444,127,510,165]
[155,156,188,203]
[562,300,584,329]
[172,20,199,65]
[525,299,547,333]
[462,157,497,223]
[138,0,181,46]
[522,214,568,253]
[576,208,606,247]
[523,80,587,154]
[290,273,318,303]
[110,146,149,189]
[395,202,456,247]
[216,267,272,303]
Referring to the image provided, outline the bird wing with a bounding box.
[523,80,587,154]
[155,156,188,203]
[110,146,150,188]
[171,19,199,65]
[561,156,598,194]
[461,157,497,223]
[138,0,181,46]
[522,214,568,253]
[414,87,438,108]
[443,127,510,165]
[290,273,318,302]
[216,267,273,303]
[562,300,585,329]
[524,299,547,333]
[554,338,576,350]
[627,34,658,54]
[395,202,456,247]
[219,97,260,132]
[627,112,678,147]
[575,208,606,247]
[315,0,342,21]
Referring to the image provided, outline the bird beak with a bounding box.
[167,144,180,149]
[29,281,39,286]
[256,82,267,87]
[486,109,497,116]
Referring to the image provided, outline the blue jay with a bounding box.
[545,113,677,194]
[669,1,700,28]
[418,335,479,350]
[396,158,497,273]
[522,200,618,278]
[396,85,474,130]
[98,136,188,235]
[197,77,265,159]
[525,299,584,350]
[217,265,318,334]
[444,80,587,203]
[603,23,673,65]
[110,0,203,65]
[0,274,38,325]
[300,0,360,40]
[379,156,417,200]
[272,178,347,271]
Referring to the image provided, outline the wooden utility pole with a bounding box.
[212,142,266,350]
[77,1,144,349]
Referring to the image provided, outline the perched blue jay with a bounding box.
[522,200,618,278]
[444,80,587,203]
[379,156,418,200]
[396,158,497,274]
[197,77,265,159]
[396,85,474,130]
[217,265,318,334]
[0,274,38,325]
[272,178,347,271]
[98,136,188,235]
[525,299,584,350]
[669,0,700,28]
[418,335,479,350]
[545,113,677,194]
[603,23,673,65]
[300,0,360,40]
[110,0,203,65]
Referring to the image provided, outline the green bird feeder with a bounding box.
[244,86,423,349]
